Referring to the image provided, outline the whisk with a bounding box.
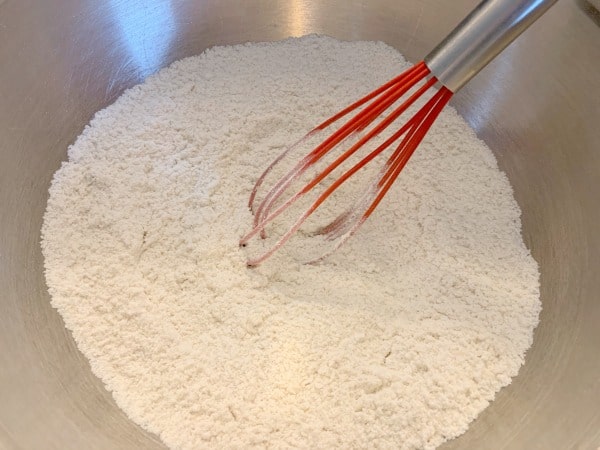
[241,0,557,266]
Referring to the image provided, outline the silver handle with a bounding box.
[424,0,558,92]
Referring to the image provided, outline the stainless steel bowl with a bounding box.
[1,1,599,448]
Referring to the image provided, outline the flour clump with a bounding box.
[41,35,540,449]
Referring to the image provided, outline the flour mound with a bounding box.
[41,36,540,450]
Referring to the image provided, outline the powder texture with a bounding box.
[41,36,540,449]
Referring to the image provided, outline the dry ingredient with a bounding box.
[41,35,540,449]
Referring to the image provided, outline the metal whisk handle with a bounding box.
[425,0,558,92]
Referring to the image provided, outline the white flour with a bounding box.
[41,36,540,449]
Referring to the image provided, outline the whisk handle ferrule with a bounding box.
[424,0,557,93]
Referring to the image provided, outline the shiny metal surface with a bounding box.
[0,0,598,449]
[425,0,558,92]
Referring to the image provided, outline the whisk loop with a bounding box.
[240,61,453,266]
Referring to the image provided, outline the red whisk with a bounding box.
[241,0,557,266]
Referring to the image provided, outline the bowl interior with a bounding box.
[0,1,599,448]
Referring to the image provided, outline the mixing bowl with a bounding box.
[1,0,599,448]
